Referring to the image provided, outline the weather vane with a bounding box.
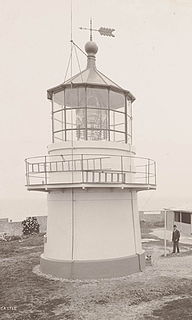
[79,18,115,41]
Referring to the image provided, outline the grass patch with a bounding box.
[149,297,192,320]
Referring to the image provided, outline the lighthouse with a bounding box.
[25,35,156,279]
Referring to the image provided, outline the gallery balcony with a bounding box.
[25,154,156,191]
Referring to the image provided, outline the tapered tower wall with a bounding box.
[40,188,145,279]
[44,188,142,261]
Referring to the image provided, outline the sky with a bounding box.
[0,0,192,219]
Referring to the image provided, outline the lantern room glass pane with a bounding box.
[53,92,65,141]
[86,88,108,140]
[76,108,86,140]
[87,88,108,109]
[87,107,108,140]
[110,91,125,110]
[54,91,64,106]
[65,108,86,141]
[65,87,86,107]
[110,109,125,142]
[52,87,132,144]
[113,131,125,142]
[54,87,86,107]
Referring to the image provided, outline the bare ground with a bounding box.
[1,223,192,320]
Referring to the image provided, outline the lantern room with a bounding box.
[47,41,135,144]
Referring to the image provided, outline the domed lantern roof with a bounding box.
[47,41,135,102]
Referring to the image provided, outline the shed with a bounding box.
[166,209,192,236]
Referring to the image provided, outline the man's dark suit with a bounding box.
[172,229,180,253]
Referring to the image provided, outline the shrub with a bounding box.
[22,217,40,235]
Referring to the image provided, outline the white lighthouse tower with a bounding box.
[25,34,156,279]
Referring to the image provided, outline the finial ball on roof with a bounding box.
[85,41,98,55]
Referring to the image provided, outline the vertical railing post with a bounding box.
[100,158,102,183]
[145,164,147,184]
[129,156,132,183]
[81,154,84,183]
[125,95,128,144]
[51,95,55,143]
[85,87,88,140]
[64,90,67,141]
[147,159,150,185]
[62,157,64,172]
[130,101,133,145]
[25,159,29,186]
[45,156,47,185]
[154,161,156,185]
[108,89,110,141]
[121,156,124,183]
[164,209,167,257]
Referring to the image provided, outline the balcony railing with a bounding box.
[25,154,156,189]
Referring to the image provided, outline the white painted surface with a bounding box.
[43,142,144,262]
[74,189,135,259]
[45,191,73,260]
[166,210,174,230]
[47,142,136,185]
[47,140,136,155]
[130,191,143,254]
[44,188,142,261]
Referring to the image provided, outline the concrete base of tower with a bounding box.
[40,252,145,280]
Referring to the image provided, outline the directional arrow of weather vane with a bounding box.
[79,19,115,41]
[98,27,115,37]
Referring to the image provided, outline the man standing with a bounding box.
[172,225,180,253]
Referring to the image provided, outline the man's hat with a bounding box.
[173,224,177,227]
